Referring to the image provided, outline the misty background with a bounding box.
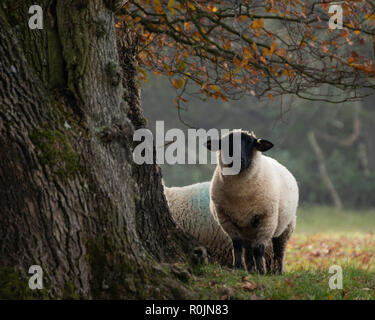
[141,75,375,210]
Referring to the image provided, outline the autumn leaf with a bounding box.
[223,40,231,50]
[187,2,196,11]
[283,68,295,77]
[259,56,267,64]
[137,66,148,81]
[349,63,375,74]
[168,0,175,16]
[183,21,191,31]
[243,47,251,59]
[177,60,187,71]
[242,281,257,291]
[275,47,287,58]
[211,85,220,93]
[207,5,218,13]
[270,42,277,53]
[347,57,356,64]
[237,15,248,22]
[171,78,186,89]
[251,18,264,29]
[264,42,277,57]
[153,0,164,14]
[220,94,229,102]
[233,56,242,67]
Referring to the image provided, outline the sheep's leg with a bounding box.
[247,241,273,274]
[232,238,244,270]
[272,222,294,274]
[244,214,274,274]
[215,208,244,269]
[253,241,266,275]
[244,240,256,272]
[264,242,274,274]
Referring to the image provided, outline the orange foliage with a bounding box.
[116,0,375,104]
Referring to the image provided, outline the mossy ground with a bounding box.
[187,207,375,300]
[1,207,374,300]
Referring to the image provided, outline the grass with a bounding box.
[296,206,375,234]
[187,206,375,300]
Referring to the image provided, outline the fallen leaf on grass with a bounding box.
[284,279,294,287]
[341,289,348,298]
[242,276,249,282]
[242,281,257,291]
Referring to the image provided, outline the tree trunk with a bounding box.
[307,131,343,210]
[0,0,193,299]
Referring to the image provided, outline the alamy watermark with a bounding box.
[27,4,343,31]
[328,4,343,30]
[132,121,242,175]
[28,5,43,30]
[329,265,343,290]
[28,265,43,290]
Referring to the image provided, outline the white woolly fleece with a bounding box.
[164,182,232,265]
[210,141,299,243]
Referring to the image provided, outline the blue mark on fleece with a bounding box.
[189,181,211,213]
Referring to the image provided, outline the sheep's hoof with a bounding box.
[246,265,256,273]
[272,261,285,275]
[234,263,245,271]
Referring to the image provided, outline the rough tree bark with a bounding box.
[0,0,194,299]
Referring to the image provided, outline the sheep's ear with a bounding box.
[254,139,273,152]
[205,139,221,151]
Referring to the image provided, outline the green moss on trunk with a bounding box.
[0,267,49,300]
[30,128,80,181]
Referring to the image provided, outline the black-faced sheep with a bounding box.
[164,181,274,269]
[206,130,299,274]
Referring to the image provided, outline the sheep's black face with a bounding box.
[221,132,255,173]
[239,133,255,172]
[205,131,274,175]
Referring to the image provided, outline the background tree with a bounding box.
[0,0,374,299]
